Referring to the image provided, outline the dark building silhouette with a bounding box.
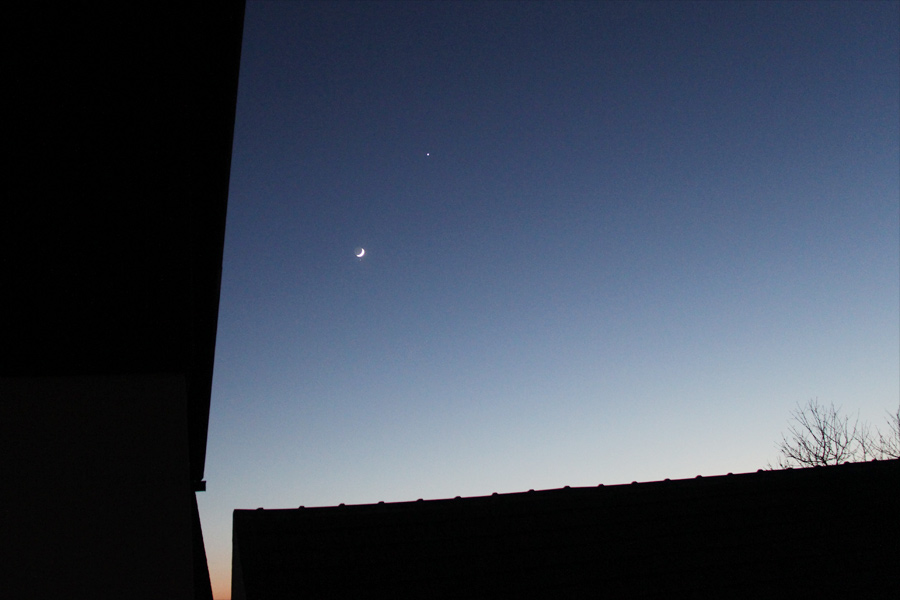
[3,4,245,598]
[233,460,898,599]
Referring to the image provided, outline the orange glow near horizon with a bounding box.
[208,560,230,600]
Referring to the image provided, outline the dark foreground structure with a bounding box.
[3,4,244,598]
[234,460,898,599]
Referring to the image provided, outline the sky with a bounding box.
[198,2,899,597]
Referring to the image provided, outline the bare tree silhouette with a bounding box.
[874,405,900,460]
[774,399,900,468]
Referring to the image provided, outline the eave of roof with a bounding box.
[237,458,898,516]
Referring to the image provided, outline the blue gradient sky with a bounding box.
[199,2,899,597]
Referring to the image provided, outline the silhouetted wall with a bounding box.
[3,3,244,598]
[233,460,899,599]
[3,376,196,597]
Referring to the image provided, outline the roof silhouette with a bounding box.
[234,459,899,599]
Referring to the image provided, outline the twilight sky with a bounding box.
[199,2,899,597]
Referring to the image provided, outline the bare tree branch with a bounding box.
[776,399,871,468]
[874,404,900,460]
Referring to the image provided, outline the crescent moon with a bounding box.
[355,247,365,258]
